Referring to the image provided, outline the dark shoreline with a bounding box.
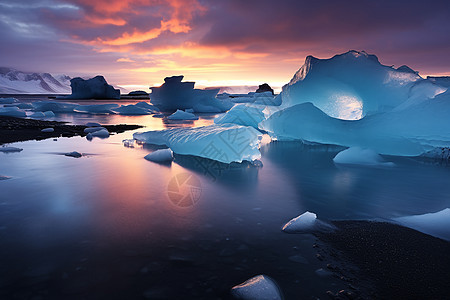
[315,220,450,299]
[0,116,142,145]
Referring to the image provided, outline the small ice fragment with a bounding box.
[43,111,55,117]
[85,122,102,127]
[0,175,11,180]
[0,97,19,104]
[84,126,107,133]
[167,109,199,120]
[144,149,173,163]
[65,151,82,158]
[41,128,54,133]
[282,211,335,233]
[122,139,135,148]
[0,146,23,153]
[90,129,109,138]
[0,106,26,117]
[231,275,282,300]
[30,112,45,118]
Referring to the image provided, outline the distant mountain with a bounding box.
[0,67,71,94]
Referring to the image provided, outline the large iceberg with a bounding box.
[276,50,445,120]
[59,75,120,100]
[258,51,450,157]
[214,104,266,129]
[133,124,262,163]
[149,75,232,113]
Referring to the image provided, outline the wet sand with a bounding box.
[316,221,450,299]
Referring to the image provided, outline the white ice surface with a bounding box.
[393,208,450,241]
[214,104,266,129]
[231,275,282,300]
[282,211,334,233]
[134,124,262,164]
[167,109,198,120]
[333,147,394,167]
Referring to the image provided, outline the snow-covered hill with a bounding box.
[0,67,71,94]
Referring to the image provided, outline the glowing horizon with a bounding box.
[1,0,449,91]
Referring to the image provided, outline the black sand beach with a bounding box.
[0,116,142,145]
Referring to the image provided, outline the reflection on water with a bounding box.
[1,97,450,298]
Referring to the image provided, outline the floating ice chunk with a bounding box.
[65,151,82,158]
[231,275,282,300]
[259,102,448,157]
[85,122,102,127]
[41,128,54,133]
[144,149,173,163]
[0,106,26,117]
[222,91,280,106]
[60,75,120,99]
[87,129,109,139]
[0,175,11,180]
[43,111,55,117]
[0,146,23,153]
[84,126,107,133]
[135,101,160,112]
[134,124,262,164]
[29,112,45,118]
[0,97,19,104]
[282,211,334,233]
[4,103,33,109]
[214,104,265,129]
[167,109,198,120]
[32,101,78,113]
[113,104,152,115]
[122,139,135,148]
[333,147,394,167]
[74,104,119,114]
[393,208,450,241]
[150,75,232,113]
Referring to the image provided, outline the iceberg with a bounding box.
[32,101,78,113]
[333,147,394,167]
[133,124,262,164]
[0,97,19,104]
[259,98,450,157]
[60,75,120,100]
[112,102,159,115]
[4,103,33,109]
[231,275,282,300]
[393,208,450,241]
[74,103,119,114]
[87,128,109,139]
[218,91,280,106]
[214,104,266,129]
[167,109,198,120]
[0,106,26,117]
[282,211,335,233]
[84,126,107,133]
[149,75,232,113]
[144,149,174,163]
[276,50,445,120]
[85,122,102,127]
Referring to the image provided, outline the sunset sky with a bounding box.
[1,0,449,91]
